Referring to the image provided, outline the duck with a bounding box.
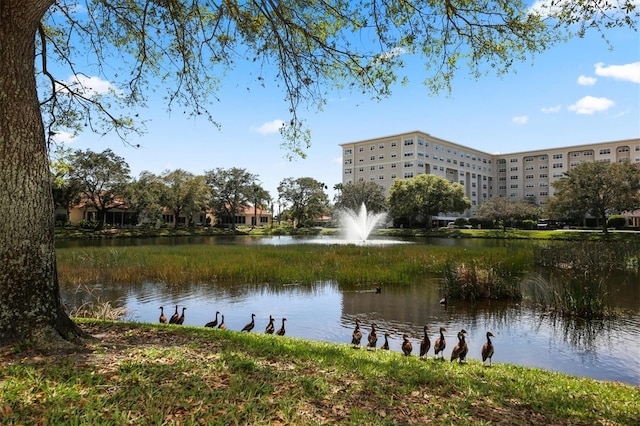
[218,314,226,330]
[265,315,275,334]
[242,313,256,332]
[419,325,431,358]
[175,307,186,325]
[367,323,378,349]
[168,305,180,324]
[434,327,447,359]
[204,311,220,328]
[351,318,362,348]
[159,306,167,324]
[482,331,495,366]
[276,318,287,336]
[381,332,390,350]
[450,329,468,363]
[401,334,413,356]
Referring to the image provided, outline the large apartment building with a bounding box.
[340,130,640,220]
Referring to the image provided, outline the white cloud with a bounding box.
[594,62,640,84]
[512,116,529,125]
[528,0,561,18]
[567,96,615,115]
[50,130,77,144]
[577,75,597,86]
[541,105,561,113]
[59,74,118,96]
[251,119,285,134]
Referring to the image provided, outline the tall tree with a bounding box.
[333,181,387,214]
[68,149,131,230]
[158,169,210,229]
[546,162,640,233]
[1,0,635,347]
[476,197,541,229]
[50,145,80,223]
[125,171,165,227]
[247,183,271,227]
[205,167,259,231]
[278,177,329,228]
[388,174,471,229]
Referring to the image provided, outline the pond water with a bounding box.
[58,235,640,386]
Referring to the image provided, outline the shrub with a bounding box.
[607,215,626,229]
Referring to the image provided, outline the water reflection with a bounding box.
[61,278,640,386]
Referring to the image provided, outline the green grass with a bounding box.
[1,320,637,425]
[55,243,533,287]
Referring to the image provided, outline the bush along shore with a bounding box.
[1,320,638,425]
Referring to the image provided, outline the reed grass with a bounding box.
[441,257,526,301]
[56,244,533,288]
[533,240,640,273]
[524,271,616,319]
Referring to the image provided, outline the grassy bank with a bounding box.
[1,320,637,425]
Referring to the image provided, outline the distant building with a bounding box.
[340,130,640,225]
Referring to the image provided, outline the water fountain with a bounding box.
[337,203,388,243]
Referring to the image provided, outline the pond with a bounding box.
[58,235,640,386]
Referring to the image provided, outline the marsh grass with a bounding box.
[1,320,637,425]
[67,284,128,321]
[527,240,640,318]
[533,240,640,273]
[55,244,533,287]
[524,272,616,319]
[441,255,527,301]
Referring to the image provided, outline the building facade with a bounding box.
[340,131,640,221]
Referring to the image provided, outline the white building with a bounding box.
[340,131,640,224]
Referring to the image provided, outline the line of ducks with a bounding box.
[158,306,494,365]
[352,319,495,366]
[159,306,287,336]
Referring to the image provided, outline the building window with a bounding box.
[391,141,397,147]
[525,174,534,179]
[404,151,414,157]
[584,151,593,156]
[344,169,352,174]
[344,149,352,155]
[404,139,414,146]
[540,165,548,169]
[404,172,414,178]
[510,158,518,163]
[539,173,548,178]
[599,148,611,155]
[379,144,385,149]
[539,155,548,160]
[525,157,534,162]
[552,163,563,168]
[359,147,364,152]
[552,153,563,159]
[344,159,352,165]
[404,162,413,167]
[370,155,375,161]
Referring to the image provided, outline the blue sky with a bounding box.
[54,6,639,202]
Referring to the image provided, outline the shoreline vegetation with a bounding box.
[55,224,640,242]
[2,320,638,425]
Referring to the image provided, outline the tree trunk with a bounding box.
[0,1,86,348]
